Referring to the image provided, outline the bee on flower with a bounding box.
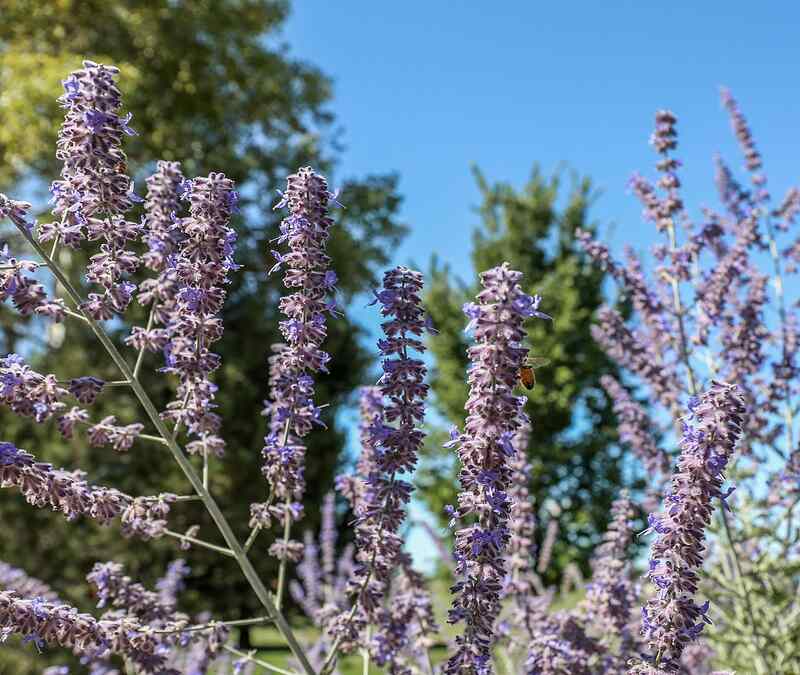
[518,356,550,390]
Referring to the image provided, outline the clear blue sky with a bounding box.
[283,1,800,569]
[284,1,800,283]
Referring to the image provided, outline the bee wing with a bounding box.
[526,357,551,369]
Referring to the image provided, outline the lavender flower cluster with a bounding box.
[160,171,238,456]
[0,195,66,319]
[0,353,149,451]
[581,492,636,651]
[0,556,237,675]
[0,440,172,538]
[576,95,799,674]
[635,383,744,671]
[328,267,433,671]
[443,263,550,673]
[253,167,338,559]
[0,56,797,675]
[127,160,185,354]
[42,60,143,319]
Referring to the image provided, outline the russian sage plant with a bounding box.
[0,57,798,675]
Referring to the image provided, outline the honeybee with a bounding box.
[519,356,550,390]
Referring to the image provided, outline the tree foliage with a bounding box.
[420,166,626,579]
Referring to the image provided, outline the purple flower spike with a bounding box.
[633,382,745,672]
[503,418,548,638]
[581,491,636,647]
[0,197,69,318]
[160,172,238,457]
[140,160,186,273]
[155,559,190,607]
[444,263,549,674]
[592,307,681,413]
[127,161,186,381]
[41,61,144,319]
[576,229,674,353]
[88,560,177,622]
[50,61,138,222]
[256,168,338,546]
[0,440,172,537]
[330,267,430,664]
[720,88,766,190]
[0,194,35,231]
[0,354,68,423]
[0,587,204,672]
[337,386,384,513]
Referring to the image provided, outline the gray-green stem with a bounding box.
[362,626,372,675]
[140,614,271,634]
[719,508,771,675]
[223,644,300,675]
[243,523,262,553]
[665,221,697,398]
[14,223,317,675]
[273,417,294,611]
[163,528,235,557]
[202,444,209,490]
[132,304,156,380]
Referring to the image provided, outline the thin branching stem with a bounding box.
[133,304,156,380]
[243,524,262,553]
[719,509,772,675]
[274,417,293,611]
[139,433,169,446]
[49,229,61,260]
[163,529,235,558]
[362,625,372,675]
[665,221,697,398]
[223,644,301,675]
[64,308,90,323]
[106,379,132,387]
[142,615,272,635]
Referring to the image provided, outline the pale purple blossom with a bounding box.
[0,590,181,673]
[444,263,549,674]
[160,172,237,458]
[634,382,745,672]
[43,61,144,319]
[332,267,430,670]
[601,375,670,478]
[256,168,338,546]
[581,491,637,657]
